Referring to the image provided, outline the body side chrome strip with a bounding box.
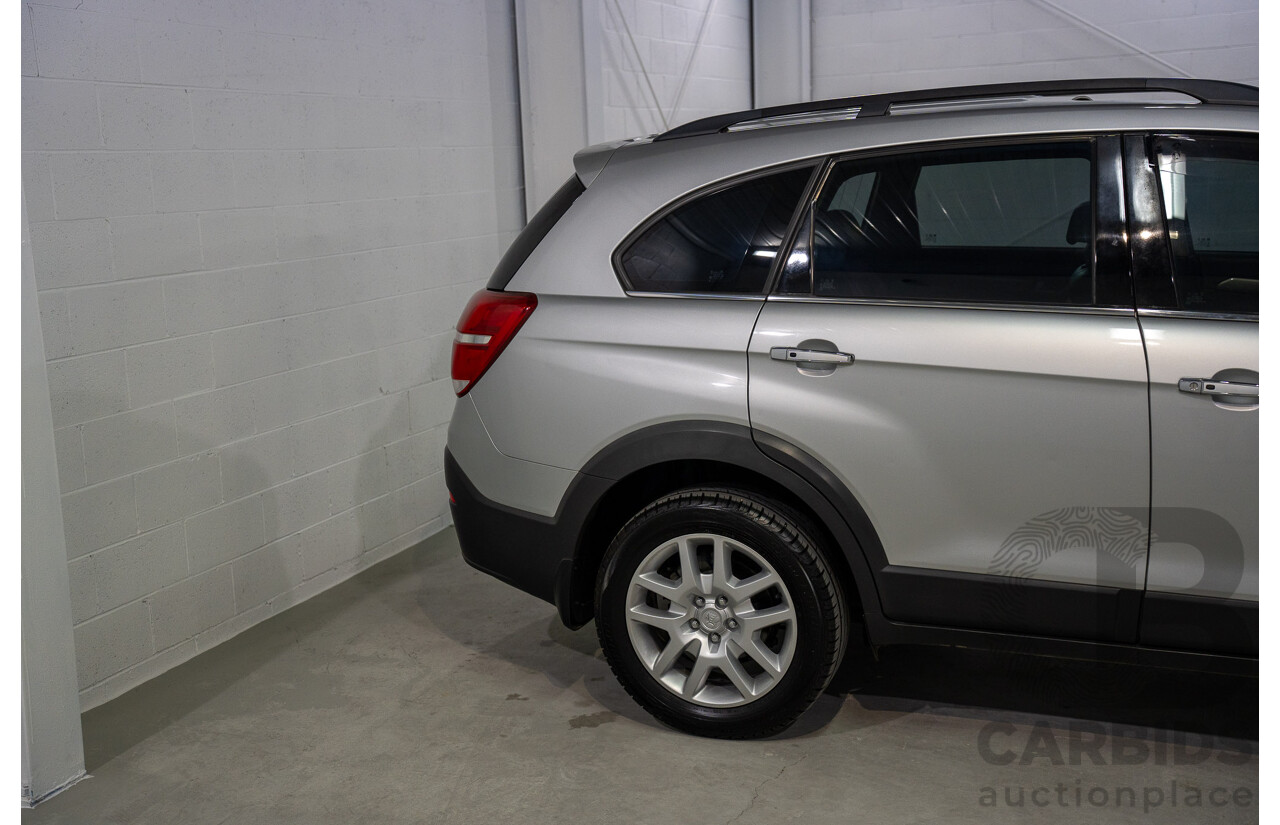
[623,291,767,301]
[1137,308,1258,322]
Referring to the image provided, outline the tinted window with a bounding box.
[784,141,1094,305]
[828,172,874,222]
[1153,135,1257,315]
[916,157,1089,248]
[619,166,814,294]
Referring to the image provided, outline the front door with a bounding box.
[1125,133,1259,656]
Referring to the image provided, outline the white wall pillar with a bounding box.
[752,0,811,107]
[515,0,752,212]
[21,192,87,806]
[581,0,606,146]
[514,0,592,215]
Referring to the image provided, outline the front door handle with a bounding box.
[1178,378,1259,398]
[770,347,854,365]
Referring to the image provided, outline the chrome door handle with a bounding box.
[770,347,854,365]
[1178,378,1258,398]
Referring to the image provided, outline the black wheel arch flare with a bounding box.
[560,420,887,631]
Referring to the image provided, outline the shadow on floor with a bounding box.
[810,641,1258,747]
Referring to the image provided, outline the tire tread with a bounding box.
[595,487,846,739]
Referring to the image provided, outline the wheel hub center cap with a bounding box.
[698,607,724,632]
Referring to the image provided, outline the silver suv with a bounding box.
[445,78,1258,739]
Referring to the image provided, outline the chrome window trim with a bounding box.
[819,132,1098,177]
[1137,308,1258,323]
[623,290,767,302]
[765,294,1136,316]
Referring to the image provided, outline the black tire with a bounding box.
[595,488,846,739]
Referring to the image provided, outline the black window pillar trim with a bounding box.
[1094,135,1135,308]
[1123,133,1179,309]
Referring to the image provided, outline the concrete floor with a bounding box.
[26,528,1257,824]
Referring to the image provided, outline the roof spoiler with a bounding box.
[573,138,636,187]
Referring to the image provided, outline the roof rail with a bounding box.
[654,78,1258,142]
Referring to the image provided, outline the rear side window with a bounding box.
[618,166,815,294]
[916,156,1089,248]
[782,141,1094,305]
[487,175,585,290]
[1153,135,1257,315]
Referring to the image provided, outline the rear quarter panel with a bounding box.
[468,294,763,471]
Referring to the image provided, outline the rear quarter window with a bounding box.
[617,166,815,294]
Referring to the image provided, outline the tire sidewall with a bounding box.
[597,494,836,736]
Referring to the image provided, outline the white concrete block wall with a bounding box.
[23,0,523,709]
[810,0,1258,99]
[600,0,752,139]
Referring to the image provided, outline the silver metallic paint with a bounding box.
[749,302,1151,589]
[468,294,761,472]
[1139,316,1258,600]
[446,395,577,519]
[453,98,1257,610]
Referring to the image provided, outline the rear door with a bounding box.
[748,136,1152,642]
[1124,133,1259,656]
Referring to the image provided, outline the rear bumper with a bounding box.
[445,448,607,627]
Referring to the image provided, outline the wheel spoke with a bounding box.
[738,603,793,633]
[727,570,780,603]
[739,636,784,679]
[721,650,758,698]
[682,650,713,700]
[627,603,684,633]
[677,537,708,593]
[710,537,733,594]
[649,636,692,677]
[634,571,684,602]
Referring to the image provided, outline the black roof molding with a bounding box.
[655,78,1259,142]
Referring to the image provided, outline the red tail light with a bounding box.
[451,290,537,397]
